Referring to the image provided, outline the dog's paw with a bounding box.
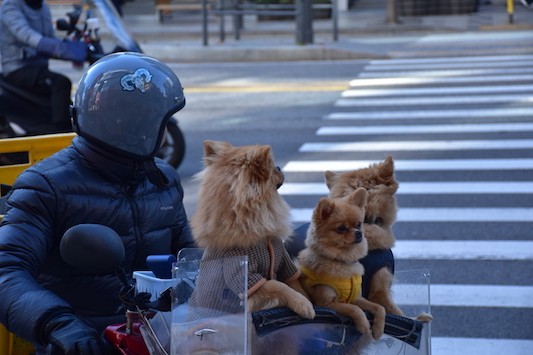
[289,293,316,319]
[354,318,372,337]
[416,312,433,323]
[370,306,386,341]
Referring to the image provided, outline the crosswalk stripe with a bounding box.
[325,107,533,120]
[342,85,533,97]
[283,159,533,171]
[290,208,533,222]
[368,53,533,65]
[335,94,533,107]
[359,67,533,78]
[349,75,533,87]
[299,139,533,152]
[278,182,533,195]
[393,241,533,261]
[316,123,533,135]
[393,284,533,308]
[431,338,533,355]
[364,60,533,71]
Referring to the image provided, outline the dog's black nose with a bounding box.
[355,230,363,243]
[276,166,284,190]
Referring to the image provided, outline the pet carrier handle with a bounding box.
[252,306,423,349]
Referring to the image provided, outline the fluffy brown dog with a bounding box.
[190,140,315,320]
[297,187,386,340]
[325,156,432,322]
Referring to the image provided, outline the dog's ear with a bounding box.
[314,197,335,223]
[377,155,398,188]
[324,171,337,191]
[348,187,368,209]
[203,140,232,165]
[246,145,273,183]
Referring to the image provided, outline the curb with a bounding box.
[141,43,390,62]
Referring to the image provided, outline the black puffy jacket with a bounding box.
[0,136,195,344]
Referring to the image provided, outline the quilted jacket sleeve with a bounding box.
[0,169,74,344]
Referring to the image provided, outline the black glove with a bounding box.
[44,313,103,355]
[36,37,88,62]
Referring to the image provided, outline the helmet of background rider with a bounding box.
[72,52,186,160]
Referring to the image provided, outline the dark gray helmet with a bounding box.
[72,52,186,159]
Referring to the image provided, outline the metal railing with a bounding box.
[199,0,339,46]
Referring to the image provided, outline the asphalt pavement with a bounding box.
[107,0,533,62]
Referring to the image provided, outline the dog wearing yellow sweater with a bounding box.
[297,187,385,341]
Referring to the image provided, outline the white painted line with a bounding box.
[349,74,533,87]
[417,31,533,42]
[278,182,533,195]
[365,60,533,71]
[394,284,533,308]
[325,107,533,120]
[299,139,533,152]
[342,84,533,97]
[316,123,533,135]
[369,54,533,65]
[290,208,533,222]
[431,337,533,355]
[393,240,533,261]
[282,158,533,172]
[335,94,533,107]
[398,208,532,222]
[358,67,533,78]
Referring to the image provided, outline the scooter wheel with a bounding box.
[157,120,185,169]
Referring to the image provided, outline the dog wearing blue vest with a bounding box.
[325,156,432,323]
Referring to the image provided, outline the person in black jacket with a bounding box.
[0,52,195,354]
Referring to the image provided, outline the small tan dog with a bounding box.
[297,187,386,340]
[325,156,432,322]
[191,140,315,320]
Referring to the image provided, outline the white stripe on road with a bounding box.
[368,54,533,65]
[349,75,533,87]
[393,240,533,261]
[279,182,533,195]
[364,60,533,71]
[358,67,533,78]
[342,84,533,97]
[283,159,533,172]
[431,338,533,355]
[299,139,533,152]
[394,284,533,308]
[325,107,533,120]
[290,208,533,222]
[335,94,533,107]
[316,123,533,135]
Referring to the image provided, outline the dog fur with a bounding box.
[297,188,386,340]
[190,140,315,320]
[325,156,432,322]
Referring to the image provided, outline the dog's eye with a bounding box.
[375,217,383,226]
[356,222,362,230]
[335,225,347,234]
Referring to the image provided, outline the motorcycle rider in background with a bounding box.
[0,0,87,133]
[0,52,196,354]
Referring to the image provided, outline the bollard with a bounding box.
[296,0,313,45]
[507,0,514,24]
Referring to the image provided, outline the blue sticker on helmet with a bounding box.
[120,68,152,93]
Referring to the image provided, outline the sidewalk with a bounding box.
[55,0,533,62]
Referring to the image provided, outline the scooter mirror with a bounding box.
[60,224,125,273]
